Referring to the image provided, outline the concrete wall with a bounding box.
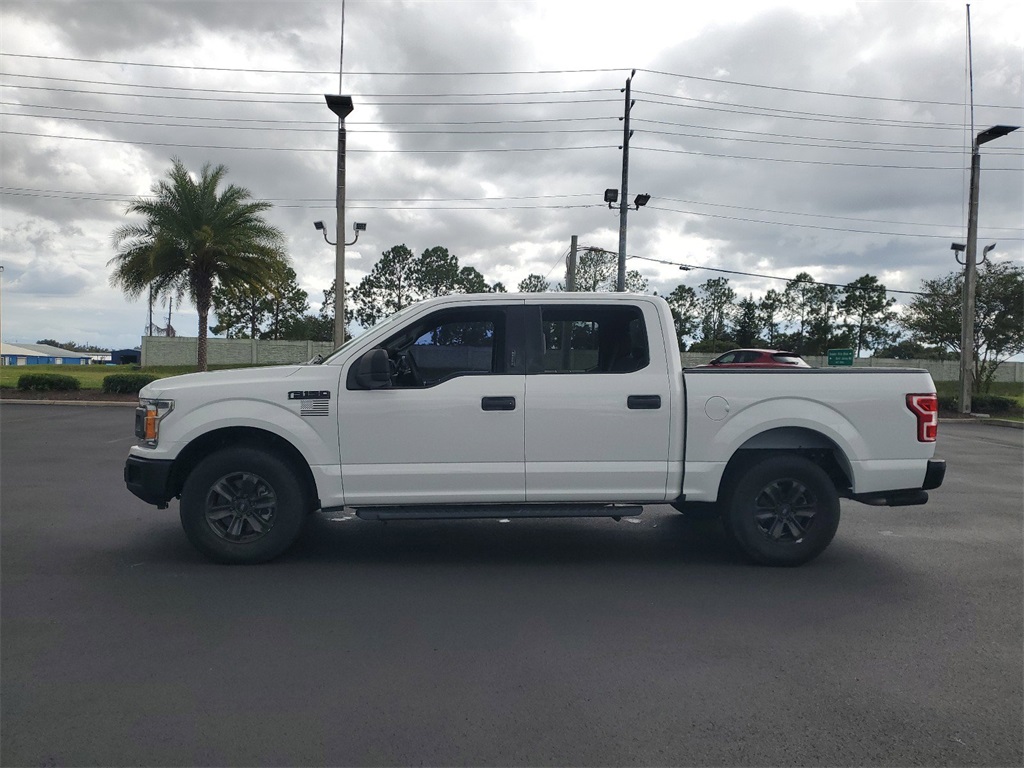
[140,336,1023,383]
[141,337,335,367]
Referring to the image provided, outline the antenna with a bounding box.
[967,4,974,140]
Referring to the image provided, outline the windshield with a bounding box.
[320,303,421,365]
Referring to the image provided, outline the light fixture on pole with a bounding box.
[633,193,650,210]
[325,94,354,348]
[604,189,618,209]
[314,220,366,247]
[958,124,1018,415]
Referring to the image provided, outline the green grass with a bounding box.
[934,380,1024,408]
[0,363,254,390]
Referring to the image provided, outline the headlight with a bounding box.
[135,398,174,446]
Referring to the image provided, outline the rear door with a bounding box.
[523,301,672,502]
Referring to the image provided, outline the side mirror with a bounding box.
[354,348,392,389]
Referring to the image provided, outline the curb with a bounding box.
[0,399,137,407]
[940,417,1023,430]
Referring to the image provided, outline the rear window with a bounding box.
[772,354,807,366]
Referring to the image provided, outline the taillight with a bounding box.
[906,394,938,442]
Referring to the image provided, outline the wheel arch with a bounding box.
[718,427,853,503]
[169,427,320,511]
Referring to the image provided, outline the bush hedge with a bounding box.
[938,394,1019,414]
[102,373,159,394]
[17,373,81,391]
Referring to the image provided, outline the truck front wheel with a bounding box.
[724,455,840,567]
[179,447,309,564]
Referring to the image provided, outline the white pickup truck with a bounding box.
[124,292,944,566]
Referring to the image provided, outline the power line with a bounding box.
[636,94,959,131]
[6,185,1018,239]
[0,129,618,153]
[0,52,626,76]
[648,204,1022,241]
[655,196,1023,233]
[0,72,620,98]
[632,117,979,150]
[543,247,572,281]
[3,54,1015,111]
[628,254,932,297]
[637,67,1014,110]
[1,110,621,136]
[2,82,622,107]
[0,101,617,126]
[634,145,1018,172]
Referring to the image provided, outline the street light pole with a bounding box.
[325,95,354,348]
[958,124,1018,414]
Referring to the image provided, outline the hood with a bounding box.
[139,365,304,398]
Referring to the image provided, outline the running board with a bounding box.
[353,504,644,521]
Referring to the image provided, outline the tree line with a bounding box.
[109,159,1022,387]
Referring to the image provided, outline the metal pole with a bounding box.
[325,95,354,347]
[617,72,634,292]
[567,235,578,292]
[334,123,347,347]
[959,148,981,414]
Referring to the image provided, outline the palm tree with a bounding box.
[109,158,286,371]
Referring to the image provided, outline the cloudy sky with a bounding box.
[1,0,1021,350]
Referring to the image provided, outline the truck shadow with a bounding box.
[287,509,753,568]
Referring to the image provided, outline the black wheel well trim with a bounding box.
[719,436,853,503]
[169,427,320,511]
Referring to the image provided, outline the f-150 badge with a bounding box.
[288,391,331,400]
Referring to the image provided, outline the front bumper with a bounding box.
[124,455,175,508]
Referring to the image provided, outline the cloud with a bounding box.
[0,0,1020,350]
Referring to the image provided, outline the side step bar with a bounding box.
[352,504,644,521]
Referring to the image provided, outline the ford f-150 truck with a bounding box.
[124,292,945,566]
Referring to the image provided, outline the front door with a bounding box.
[338,303,526,506]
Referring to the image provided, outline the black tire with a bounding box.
[724,455,840,567]
[179,447,309,564]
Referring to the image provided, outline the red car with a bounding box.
[698,349,810,368]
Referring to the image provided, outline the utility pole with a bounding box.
[617,70,635,292]
[328,0,351,348]
[325,95,354,348]
[561,235,578,370]
[566,235,578,291]
[958,124,1018,413]
[955,7,1019,413]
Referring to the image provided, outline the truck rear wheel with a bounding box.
[179,447,309,564]
[724,455,840,566]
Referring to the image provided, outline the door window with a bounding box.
[380,308,505,387]
[535,306,648,374]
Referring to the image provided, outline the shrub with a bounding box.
[103,373,159,394]
[971,395,1018,414]
[937,394,1019,415]
[17,373,81,392]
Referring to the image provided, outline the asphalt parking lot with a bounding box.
[1,404,1021,767]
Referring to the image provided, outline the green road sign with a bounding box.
[827,348,855,366]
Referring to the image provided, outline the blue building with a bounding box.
[0,342,92,366]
